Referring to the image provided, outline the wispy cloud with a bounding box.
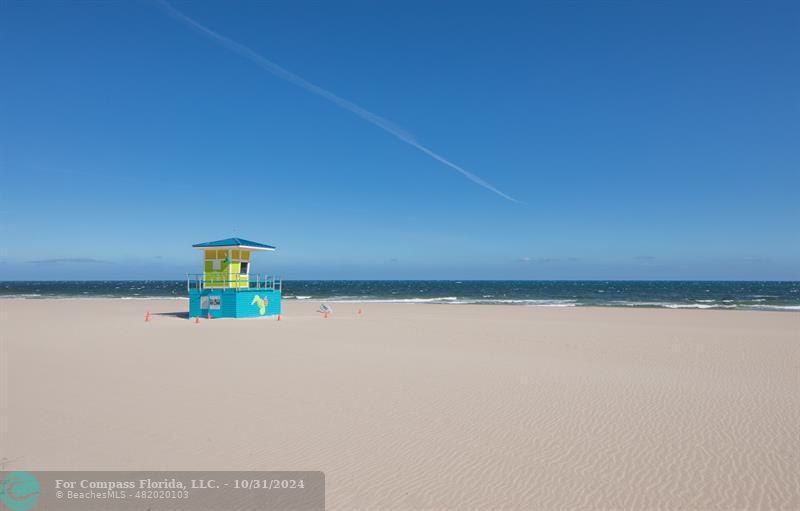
[28,258,111,265]
[517,256,556,263]
[156,1,519,203]
[517,256,580,264]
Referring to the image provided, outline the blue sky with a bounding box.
[2,1,798,280]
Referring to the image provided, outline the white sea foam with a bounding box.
[663,303,716,309]
[0,296,188,300]
[482,299,576,307]
[323,297,579,306]
[527,302,577,307]
[611,301,731,309]
[747,305,800,311]
[119,296,188,300]
[612,301,668,307]
[432,298,578,306]
[327,296,460,304]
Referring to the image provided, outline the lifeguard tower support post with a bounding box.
[187,238,282,318]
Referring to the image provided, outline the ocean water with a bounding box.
[1,280,799,311]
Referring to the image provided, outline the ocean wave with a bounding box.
[321,297,578,306]
[2,281,798,312]
[119,296,188,300]
[663,303,718,309]
[468,299,577,306]
[610,301,732,309]
[327,296,460,304]
[526,302,577,307]
[746,304,800,311]
[611,301,668,307]
[0,295,188,300]
[604,301,799,311]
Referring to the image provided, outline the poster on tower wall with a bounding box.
[209,296,221,310]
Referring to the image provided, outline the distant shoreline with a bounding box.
[1,295,798,312]
[2,280,799,312]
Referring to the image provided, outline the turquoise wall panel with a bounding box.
[189,290,201,317]
[234,289,281,318]
[189,288,281,319]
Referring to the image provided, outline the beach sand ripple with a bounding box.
[1,300,798,510]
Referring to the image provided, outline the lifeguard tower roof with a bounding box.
[192,237,276,251]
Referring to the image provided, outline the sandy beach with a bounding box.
[1,299,798,510]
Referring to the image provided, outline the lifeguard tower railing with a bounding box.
[186,273,282,292]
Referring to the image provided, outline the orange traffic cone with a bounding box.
[145,311,150,322]
[207,312,211,320]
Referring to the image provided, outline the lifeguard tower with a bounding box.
[187,237,282,319]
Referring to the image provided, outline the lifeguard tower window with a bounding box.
[240,262,249,275]
[212,260,221,271]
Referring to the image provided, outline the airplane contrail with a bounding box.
[156,1,519,203]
